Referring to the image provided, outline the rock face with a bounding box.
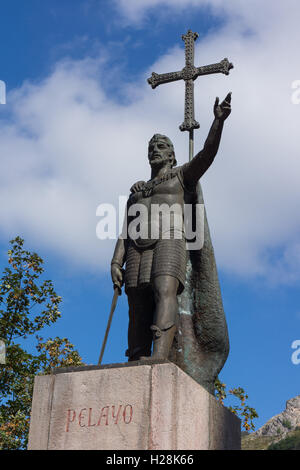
[254,395,300,437]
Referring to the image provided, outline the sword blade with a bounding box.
[98,286,120,365]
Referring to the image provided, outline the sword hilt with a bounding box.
[113,284,122,296]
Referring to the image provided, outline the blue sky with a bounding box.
[0,0,300,431]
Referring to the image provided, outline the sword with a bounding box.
[98,284,121,365]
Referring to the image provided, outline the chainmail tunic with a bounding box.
[124,237,187,294]
[123,164,196,295]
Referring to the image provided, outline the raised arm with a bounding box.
[182,93,232,189]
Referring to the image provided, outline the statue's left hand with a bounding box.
[214,92,231,121]
[130,181,146,193]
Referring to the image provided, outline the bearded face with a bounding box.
[148,135,176,169]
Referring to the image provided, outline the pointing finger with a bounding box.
[225,92,232,103]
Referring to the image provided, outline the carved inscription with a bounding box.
[65,404,133,432]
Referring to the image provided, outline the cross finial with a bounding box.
[147,30,233,133]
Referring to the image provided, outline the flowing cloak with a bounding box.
[169,182,230,395]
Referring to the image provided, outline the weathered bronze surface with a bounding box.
[110,31,233,395]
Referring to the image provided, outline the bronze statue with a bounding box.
[111,93,231,363]
[108,30,234,394]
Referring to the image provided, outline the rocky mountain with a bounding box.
[242,395,300,450]
[254,395,300,437]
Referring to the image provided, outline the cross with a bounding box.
[147,30,233,160]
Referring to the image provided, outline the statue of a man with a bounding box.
[111,93,231,362]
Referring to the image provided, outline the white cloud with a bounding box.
[114,0,206,24]
[1,1,300,283]
[114,0,299,32]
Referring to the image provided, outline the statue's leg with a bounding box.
[126,286,154,361]
[151,275,179,360]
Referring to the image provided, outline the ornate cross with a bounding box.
[147,30,233,160]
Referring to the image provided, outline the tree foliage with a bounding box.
[215,378,259,432]
[0,237,82,449]
[267,428,300,450]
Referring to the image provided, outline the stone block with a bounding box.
[28,361,240,450]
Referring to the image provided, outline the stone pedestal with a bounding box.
[28,360,240,450]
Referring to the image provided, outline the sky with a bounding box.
[0,0,300,431]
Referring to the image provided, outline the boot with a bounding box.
[126,346,151,362]
[150,324,177,360]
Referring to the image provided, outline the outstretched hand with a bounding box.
[214,92,232,121]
